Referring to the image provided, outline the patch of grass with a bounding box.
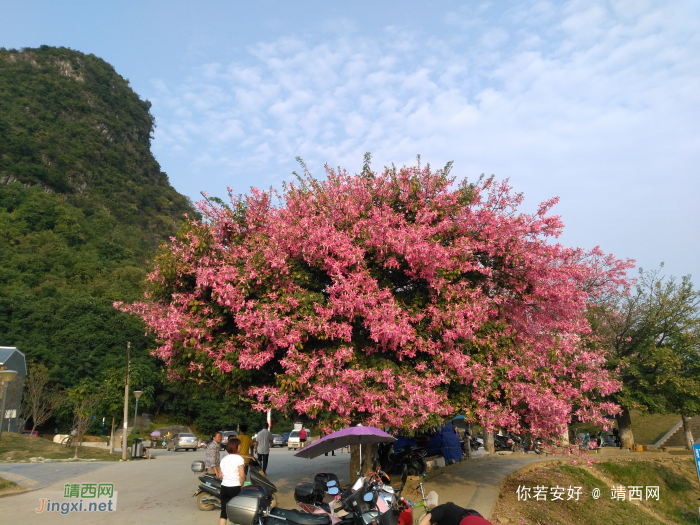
[0,476,20,493]
[569,411,681,446]
[493,458,700,524]
[630,411,682,445]
[593,458,699,524]
[0,432,120,462]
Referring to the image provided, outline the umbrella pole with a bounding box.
[355,442,363,477]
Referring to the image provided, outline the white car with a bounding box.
[288,422,303,450]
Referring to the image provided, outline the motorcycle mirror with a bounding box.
[328,487,340,495]
[363,492,374,502]
[327,480,337,487]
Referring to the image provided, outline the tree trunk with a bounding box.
[349,443,377,484]
[559,431,570,447]
[682,415,694,451]
[73,437,79,459]
[615,410,634,449]
[484,432,495,454]
[109,417,115,454]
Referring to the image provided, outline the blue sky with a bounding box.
[2,0,699,281]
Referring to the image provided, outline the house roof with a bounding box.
[0,346,27,375]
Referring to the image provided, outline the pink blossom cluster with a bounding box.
[117,164,632,437]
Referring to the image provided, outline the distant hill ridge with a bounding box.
[0,46,196,387]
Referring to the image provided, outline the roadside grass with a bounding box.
[492,458,699,524]
[629,412,682,445]
[0,432,120,462]
[0,476,20,493]
[570,411,680,446]
[592,458,699,524]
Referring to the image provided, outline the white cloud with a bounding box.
[148,0,700,279]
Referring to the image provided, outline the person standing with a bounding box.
[299,426,307,449]
[254,422,273,474]
[237,425,254,475]
[205,431,223,478]
[218,438,245,525]
[322,431,335,456]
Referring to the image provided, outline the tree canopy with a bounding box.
[120,159,632,438]
[593,266,700,447]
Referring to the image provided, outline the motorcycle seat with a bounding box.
[270,508,331,525]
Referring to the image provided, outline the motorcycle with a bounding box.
[192,457,278,511]
[529,437,542,454]
[493,434,514,451]
[464,429,481,452]
[377,442,427,476]
[227,463,412,525]
[510,434,525,453]
[296,463,412,525]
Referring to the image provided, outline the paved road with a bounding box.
[0,461,116,490]
[0,446,356,524]
[406,454,561,519]
[1,445,645,523]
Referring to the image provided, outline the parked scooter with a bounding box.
[227,463,411,525]
[510,434,525,453]
[192,457,277,511]
[493,434,514,451]
[529,437,542,454]
[377,442,427,476]
[464,429,481,452]
[297,463,412,525]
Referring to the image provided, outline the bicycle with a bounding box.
[407,478,438,525]
[62,428,78,448]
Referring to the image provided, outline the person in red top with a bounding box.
[417,503,493,525]
[299,426,307,449]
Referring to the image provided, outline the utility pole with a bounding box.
[121,342,130,461]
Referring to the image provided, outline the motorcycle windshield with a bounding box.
[250,469,277,494]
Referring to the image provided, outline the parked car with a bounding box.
[167,432,199,451]
[219,430,239,450]
[287,422,303,450]
[272,434,285,447]
[21,430,40,437]
[283,432,290,445]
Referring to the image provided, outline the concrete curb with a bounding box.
[407,454,504,483]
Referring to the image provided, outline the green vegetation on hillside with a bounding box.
[0,46,194,389]
[0,46,272,433]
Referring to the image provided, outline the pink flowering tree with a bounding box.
[117,159,632,442]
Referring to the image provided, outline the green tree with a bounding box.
[65,382,103,459]
[99,363,157,452]
[595,266,700,448]
[19,363,62,432]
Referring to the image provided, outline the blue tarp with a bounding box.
[425,423,462,463]
[392,423,462,464]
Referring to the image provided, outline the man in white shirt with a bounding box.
[254,422,273,474]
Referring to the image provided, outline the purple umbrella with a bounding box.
[294,426,396,460]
